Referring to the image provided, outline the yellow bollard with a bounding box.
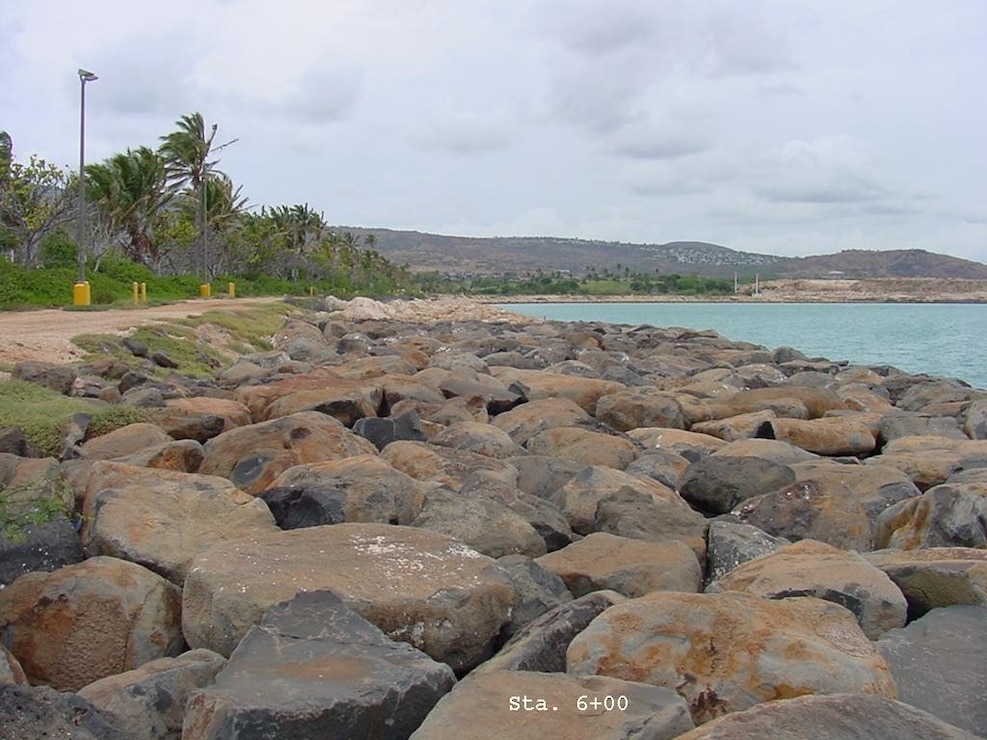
[199,283,211,299]
[140,282,147,303]
[132,282,139,305]
[84,281,91,305]
[72,282,90,306]
[228,281,235,298]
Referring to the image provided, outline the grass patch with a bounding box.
[71,302,298,378]
[0,380,150,458]
[0,475,74,542]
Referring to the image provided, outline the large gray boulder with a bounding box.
[78,649,227,740]
[876,605,987,737]
[181,523,515,674]
[679,455,795,516]
[183,591,455,740]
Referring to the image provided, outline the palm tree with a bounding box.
[176,172,248,275]
[85,146,171,271]
[158,113,236,280]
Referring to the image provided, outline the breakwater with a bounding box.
[1,296,985,738]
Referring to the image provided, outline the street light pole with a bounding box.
[74,68,98,306]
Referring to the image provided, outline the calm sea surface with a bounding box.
[499,302,987,390]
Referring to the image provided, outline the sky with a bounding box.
[2,1,986,261]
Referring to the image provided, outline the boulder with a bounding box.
[0,518,84,587]
[77,649,227,740]
[0,684,128,739]
[549,465,688,536]
[679,456,796,516]
[863,548,987,618]
[595,387,686,431]
[963,399,987,439]
[704,518,789,584]
[624,448,692,490]
[732,478,873,551]
[11,360,77,395]
[495,554,573,640]
[181,523,514,673]
[675,693,976,739]
[879,413,967,444]
[535,532,701,598]
[0,556,185,691]
[566,591,896,725]
[430,421,526,459]
[81,461,278,585]
[707,539,907,639]
[758,416,877,456]
[709,386,846,420]
[147,396,252,441]
[866,435,987,490]
[113,438,205,472]
[410,670,694,740]
[412,487,547,558]
[183,591,455,740]
[593,488,709,564]
[712,437,818,465]
[0,644,26,684]
[262,380,384,425]
[525,426,639,469]
[477,590,624,674]
[509,454,588,500]
[789,460,922,534]
[381,440,518,490]
[691,410,780,442]
[459,474,574,552]
[508,372,626,414]
[79,422,174,460]
[627,427,726,456]
[352,408,427,450]
[261,455,430,527]
[491,397,593,446]
[199,411,378,494]
[876,605,987,737]
[874,481,987,550]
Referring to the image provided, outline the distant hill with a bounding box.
[338,227,987,280]
[773,249,987,279]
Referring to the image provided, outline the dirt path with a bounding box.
[0,296,287,367]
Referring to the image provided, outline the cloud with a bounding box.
[88,31,203,118]
[415,110,517,154]
[751,135,897,205]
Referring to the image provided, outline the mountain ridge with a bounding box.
[336,226,987,280]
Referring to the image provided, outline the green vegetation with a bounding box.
[0,379,146,457]
[72,302,296,378]
[414,270,738,297]
[1,117,413,308]
[2,115,744,308]
[0,475,74,542]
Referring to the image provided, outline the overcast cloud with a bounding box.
[2,0,985,261]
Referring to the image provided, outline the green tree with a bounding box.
[158,112,236,280]
[85,147,172,272]
[175,172,248,276]
[0,152,74,267]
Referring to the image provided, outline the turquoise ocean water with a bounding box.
[499,302,987,391]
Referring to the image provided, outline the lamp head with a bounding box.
[78,69,98,83]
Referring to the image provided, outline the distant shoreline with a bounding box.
[472,277,987,305]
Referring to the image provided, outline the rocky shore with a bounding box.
[1,295,985,738]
